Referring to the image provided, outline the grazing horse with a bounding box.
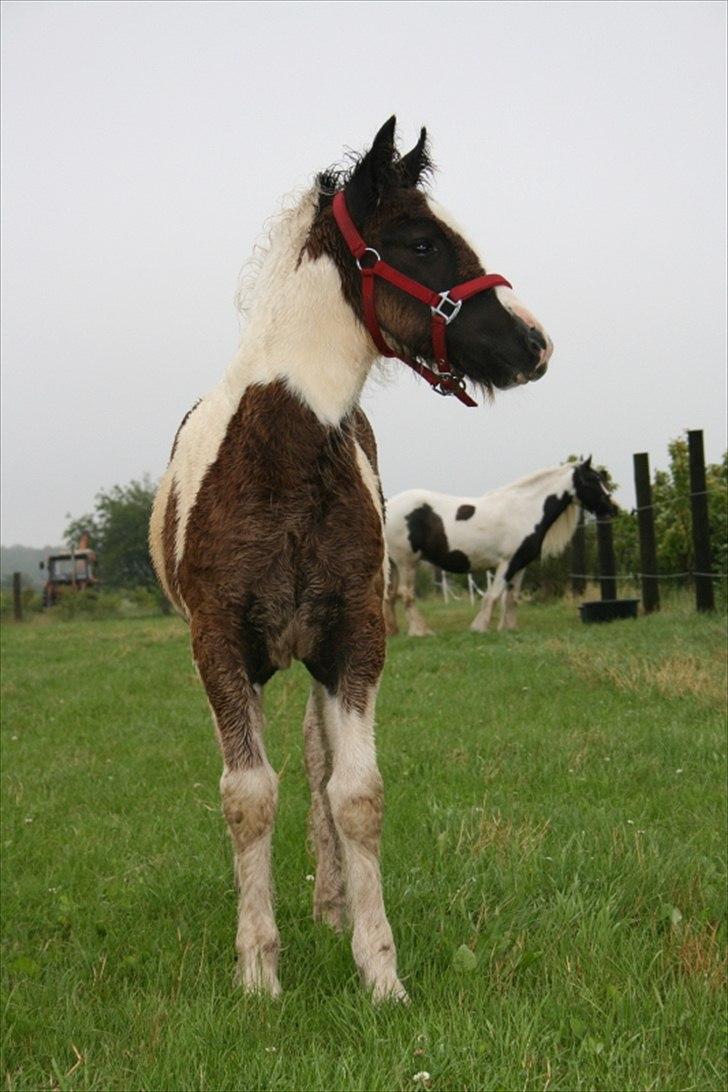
[386,459,616,636]
[148,116,553,1001]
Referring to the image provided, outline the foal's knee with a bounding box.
[328,772,383,856]
[220,765,278,847]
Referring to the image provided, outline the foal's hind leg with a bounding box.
[303,685,346,931]
[191,617,280,997]
[320,680,407,1002]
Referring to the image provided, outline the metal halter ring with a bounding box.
[431,291,463,324]
[356,247,381,271]
[433,372,467,397]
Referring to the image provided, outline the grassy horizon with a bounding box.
[1,598,726,1091]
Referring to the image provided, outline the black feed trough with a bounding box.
[580,598,640,624]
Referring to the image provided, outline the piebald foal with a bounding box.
[149,117,552,1001]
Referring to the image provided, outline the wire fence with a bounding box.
[569,571,727,582]
[572,478,727,588]
[432,456,726,609]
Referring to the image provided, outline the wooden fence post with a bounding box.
[687,429,715,612]
[12,572,23,622]
[571,507,586,596]
[633,452,660,613]
[596,519,617,601]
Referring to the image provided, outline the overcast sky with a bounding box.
[2,0,726,546]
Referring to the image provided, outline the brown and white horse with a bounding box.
[149,117,552,1001]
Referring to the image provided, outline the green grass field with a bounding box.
[2,599,726,1091]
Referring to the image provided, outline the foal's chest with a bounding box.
[174,381,384,611]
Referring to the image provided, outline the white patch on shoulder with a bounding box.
[353,440,388,605]
[149,468,175,601]
[168,385,240,568]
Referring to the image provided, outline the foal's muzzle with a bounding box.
[509,323,554,385]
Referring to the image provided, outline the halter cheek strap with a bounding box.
[332,190,512,408]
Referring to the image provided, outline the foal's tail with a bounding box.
[384,558,400,636]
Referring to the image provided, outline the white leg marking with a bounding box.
[220,757,281,998]
[321,687,407,1002]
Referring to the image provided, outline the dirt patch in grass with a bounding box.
[547,639,726,709]
[459,808,550,859]
[665,922,727,992]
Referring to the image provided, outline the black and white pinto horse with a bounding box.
[386,459,616,636]
[149,117,552,1001]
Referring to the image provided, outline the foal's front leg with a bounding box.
[303,685,346,931]
[321,682,407,1002]
[191,619,280,997]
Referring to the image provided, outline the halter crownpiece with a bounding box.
[332,191,513,408]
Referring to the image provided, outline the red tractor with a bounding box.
[40,531,98,608]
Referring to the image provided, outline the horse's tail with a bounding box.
[384,558,400,636]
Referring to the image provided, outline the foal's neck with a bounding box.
[226,192,376,427]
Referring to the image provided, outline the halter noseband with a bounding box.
[332,190,512,408]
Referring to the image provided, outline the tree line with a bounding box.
[62,435,726,602]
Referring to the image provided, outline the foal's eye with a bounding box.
[411,238,435,255]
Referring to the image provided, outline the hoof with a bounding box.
[407,626,435,638]
[233,955,282,999]
[372,976,409,1004]
[470,619,491,633]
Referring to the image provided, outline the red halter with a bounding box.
[332,191,512,407]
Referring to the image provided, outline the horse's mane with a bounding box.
[234,186,316,319]
[317,141,435,198]
[542,499,580,558]
[487,462,580,558]
[235,134,435,322]
[492,463,575,494]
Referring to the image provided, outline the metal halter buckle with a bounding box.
[431,291,463,324]
[356,247,381,271]
[432,371,467,397]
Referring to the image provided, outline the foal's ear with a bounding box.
[399,127,430,187]
[345,116,397,226]
[583,454,593,470]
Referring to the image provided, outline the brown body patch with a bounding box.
[168,381,386,764]
[456,504,476,521]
